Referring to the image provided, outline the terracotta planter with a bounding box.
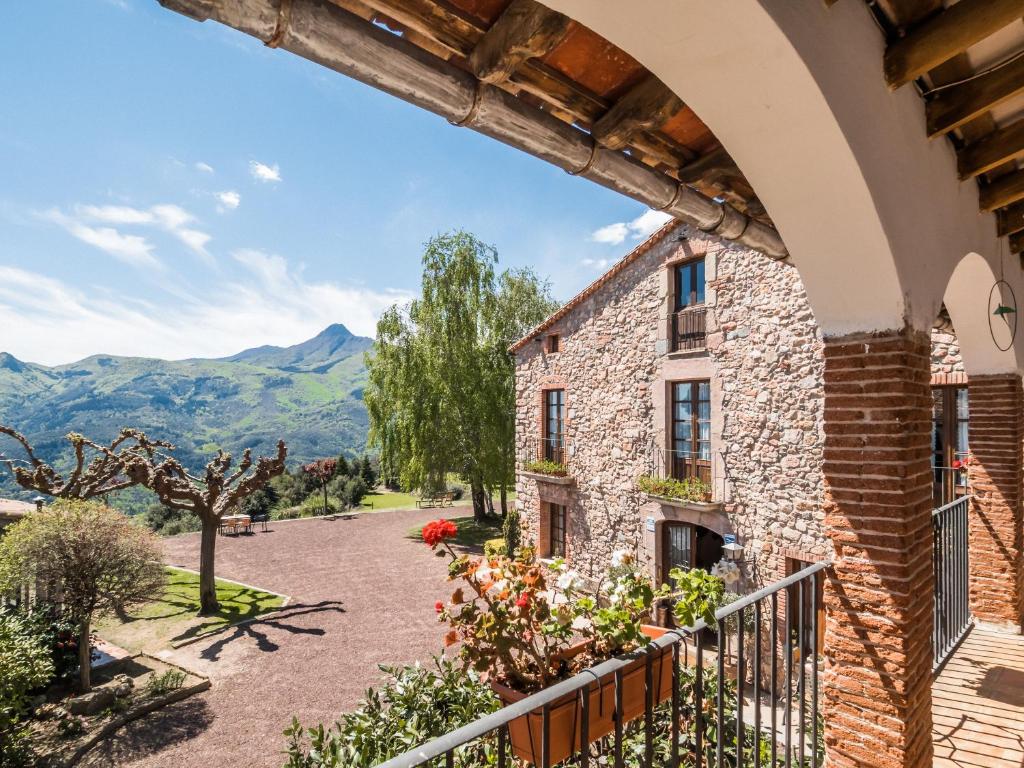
[491,625,674,765]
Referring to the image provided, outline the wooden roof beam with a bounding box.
[157,0,787,258]
[979,168,1024,212]
[997,200,1024,236]
[1010,229,1024,254]
[884,0,1024,89]
[926,54,1024,138]
[958,119,1024,179]
[590,74,684,151]
[467,0,571,85]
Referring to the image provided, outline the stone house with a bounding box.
[513,220,967,597]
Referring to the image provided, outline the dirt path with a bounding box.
[81,507,477,768]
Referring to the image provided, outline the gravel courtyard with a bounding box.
[82,507,476,768]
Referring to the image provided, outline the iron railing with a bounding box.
[933,495,971,671]
[520,437,571,471]
[376,562,827,768]
[670,306,707,353]
[648,446,714,489]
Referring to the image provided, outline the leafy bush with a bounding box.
[523,458,567,477]
[1,609,55,763]
[482,538,506,557]
[241,485,279,518]
[18,604,81,683]
[283,657,499,768]
[145,669,186,697]
[273,506,302,521]
[501,509,520,557]
[636,474,712,503]
[141,504,202,537]
[299,494,341,517]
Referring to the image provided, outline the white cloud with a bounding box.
[41,209,159,269]
[216,190,241,211]
[589,209,673,245]
[249,160,281,183]
[45,203,214,264]
[195,161,215,174]
[581,257,612,271]
[0,255,411,365]
[590,222,629,245]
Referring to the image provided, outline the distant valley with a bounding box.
[0,324,372,500]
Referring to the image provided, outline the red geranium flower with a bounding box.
[515,594,529,608]
[435,600,444,613]
[422,519,459,548]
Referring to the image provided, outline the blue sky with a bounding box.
[0,0,669,365]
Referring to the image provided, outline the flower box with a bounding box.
[490,625,674,766]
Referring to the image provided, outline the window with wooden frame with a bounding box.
[931,386,969,508]
[670,380,711,483]
[549,503,567,559]
[671,258,707,352]
[786,558,825,657]
[547,334,560,353]
[543,389,565,463]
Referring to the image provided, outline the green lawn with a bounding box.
[96,566,285,652]
[407,514,502,550]
[362,489,421,510]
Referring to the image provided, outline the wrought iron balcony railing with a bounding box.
[648,446,715,489]
[519,437,571,475]
[374,561,827,768]
[670,305,708,353]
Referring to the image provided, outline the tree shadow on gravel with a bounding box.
[77,696,213,767]
[197,600,346,661]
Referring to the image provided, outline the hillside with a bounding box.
[0,324,372,499]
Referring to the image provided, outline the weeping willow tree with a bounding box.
[366,231,557,520]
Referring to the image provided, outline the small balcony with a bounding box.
[518,437,573,484]
[670,305,707,353]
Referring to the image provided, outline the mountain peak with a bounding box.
[224,324,371,372]
[0,352,25,372]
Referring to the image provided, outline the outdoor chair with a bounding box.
[251,514,270,532]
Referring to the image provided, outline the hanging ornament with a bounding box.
[988,241,1018,351]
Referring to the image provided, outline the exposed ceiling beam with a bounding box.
[997,200,1024,236]
[157,0,787,258]
[1010,229,1024,254]
[958,120,1024,179]
[979,168,1024,212]
[884,0,1024,89]
[926,54,1024,138]
[590,74,684,151]
[676,147,740,185]
[873,0,943,30]
[467,0,570,85]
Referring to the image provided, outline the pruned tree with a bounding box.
[124,441,287,615]
[302,458,337,514]
[0,500,165,691]
[0,426,169,500]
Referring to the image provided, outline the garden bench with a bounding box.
[415,492,454,508]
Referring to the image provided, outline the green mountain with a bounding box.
[0,324,372,497]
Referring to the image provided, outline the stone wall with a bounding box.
[931,307,965,381]
[514,222,831,587]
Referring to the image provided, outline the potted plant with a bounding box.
[636,475,713,504]
[421,521,724,764]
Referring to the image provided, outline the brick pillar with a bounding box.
[822,330,933,768]
[967,374,1024,630]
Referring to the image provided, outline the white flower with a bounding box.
[556,570,581,592]
[609,583,628,605]
[474,564,494,583]
[610,549,633,567]
[488,579,509,595]
[711,560,741,586]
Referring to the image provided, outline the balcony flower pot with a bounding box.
[490,625,674,766]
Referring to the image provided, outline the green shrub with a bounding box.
[636,474,712,503]
[502,509,520,557]
[483,538,506,557]
[0,609,55,762]
[299,494,341,517]
[273,506,302,520]
[448,483,465,501]
[141,504,202,537]
[523,459,567,477]
[283,657,499,768]
[145,669,186,697]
